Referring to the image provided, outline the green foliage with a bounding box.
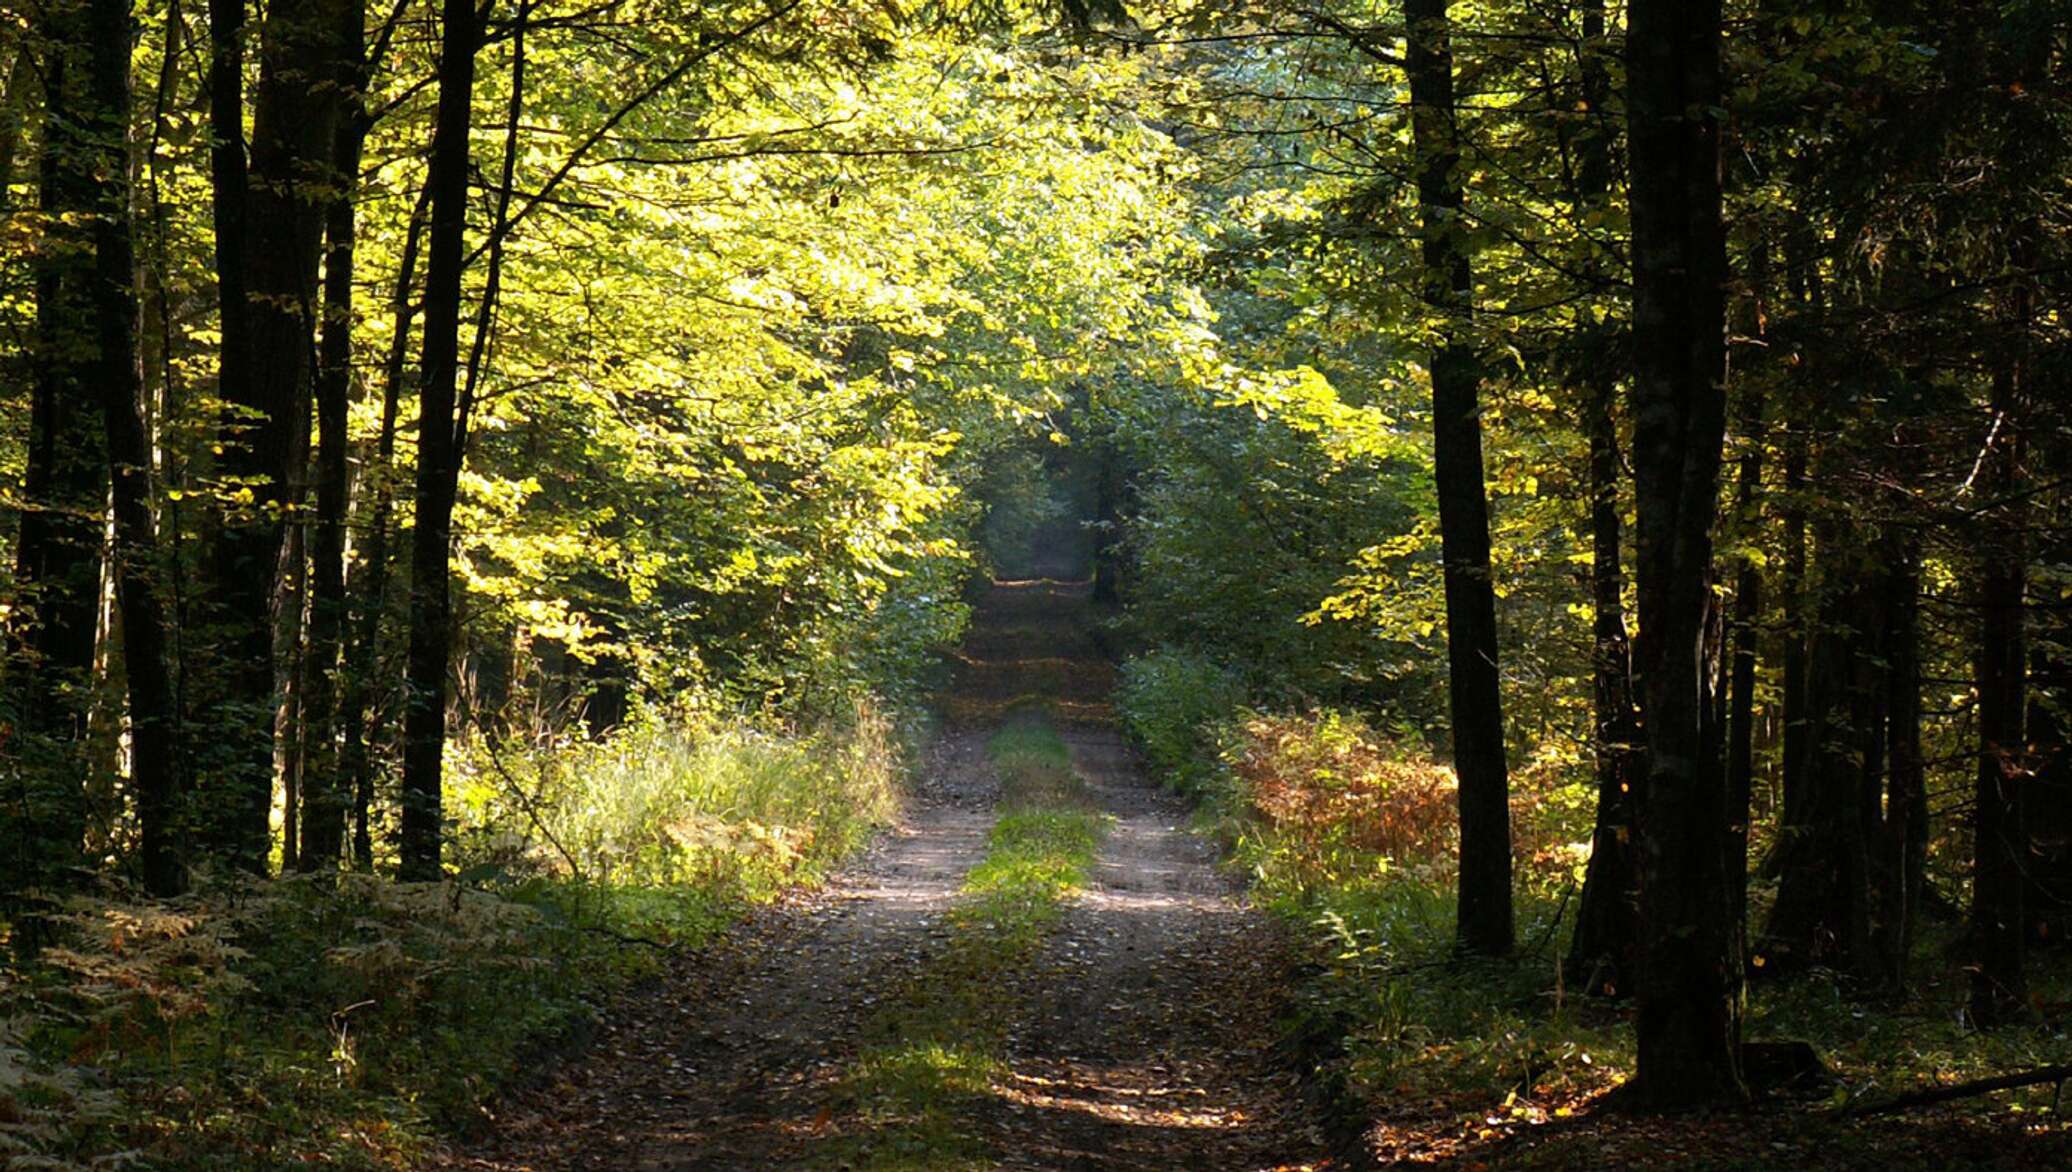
[976,447,1073,579]
[1115,647,1246,795]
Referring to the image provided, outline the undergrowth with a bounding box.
[0,708,902,1170]
[827,713,1106,1170]
[1115,649,2072,1162]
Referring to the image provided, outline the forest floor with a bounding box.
[450,579,1333,1171]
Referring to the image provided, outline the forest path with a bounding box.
[456,581,1329,1170]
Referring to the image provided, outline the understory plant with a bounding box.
[0,708,905,1170]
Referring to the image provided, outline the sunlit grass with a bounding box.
[447,707,903,941]
[5,711,905,1170]
[822,712,1106,1169]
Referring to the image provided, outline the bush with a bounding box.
[1228,710,1460,886]
[1114,647,1246,796]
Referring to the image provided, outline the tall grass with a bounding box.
[454,707,901,885]
[3,708,906,1170]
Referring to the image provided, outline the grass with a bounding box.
[825,712,1108,1170]
[1,709,903,1171]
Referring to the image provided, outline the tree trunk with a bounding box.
[1624,0,1744,1108]
[1771,419,1810,875]
[1760,499,1877,979]
[1970,349,2031,1025]
[273,522,307,872]
[1404,0,1512,957]
[82,0,185,895]
[1874,536,1924,981]
[199,0,282,868]
[1723,243,1768,934]
[340,179,430,871]
[1561,0,1636,995]
[400,0,483,881]
[197,0,348,868]
[300,0,370,871]
[11,0,106,893]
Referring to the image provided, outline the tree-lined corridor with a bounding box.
[3,1,2071,1168]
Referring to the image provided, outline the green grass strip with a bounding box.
[823,716,1108,1170]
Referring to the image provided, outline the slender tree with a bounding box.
[11,0,106,893]
[1404,0,1512,957]
[1969,295,2032,1025]
[300,0,377,871]
[82,0,185,895]
[1562,0,1638,993]
[400,0,487,880]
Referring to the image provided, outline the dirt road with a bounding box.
[459,581,1328,1171]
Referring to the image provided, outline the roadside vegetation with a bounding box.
[0,713,902,1170]
[1118,668,2072,1165]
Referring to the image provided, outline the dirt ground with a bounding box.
[452,580,1331,1171]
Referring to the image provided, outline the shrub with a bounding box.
[1114,647,1246,795]
[1229,711,1460,885]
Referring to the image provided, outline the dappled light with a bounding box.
[6,0,2071,1168]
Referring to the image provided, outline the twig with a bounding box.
[481,735,585,881]
[1849,1063,2072,1116]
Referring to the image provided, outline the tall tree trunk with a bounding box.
[200,0,279,868]
[1970,341,2031,1025]
[1771,419,1810,873]
[1765,234,1822,881]
[300,0,371,871]
[200,0,349,868]
[1874,536,1924,981]
[1561,0,1637,994]
[1723,243,1769,933]
[274,521,308,871]
[1759,470,1878,978]
[82,0,185,895]
[1404,0,1512,957]
[10,0,105,893]
[1625,0,1744,1108]
[400,0,484,880]
[340,180,430,871]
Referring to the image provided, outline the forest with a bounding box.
[1,0,2069,1168]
